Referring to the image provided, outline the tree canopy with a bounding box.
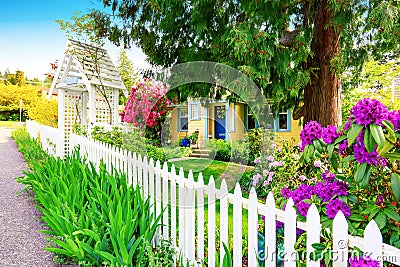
[89,0,400,126]
[117,49,139,104]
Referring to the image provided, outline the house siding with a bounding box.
[170,108,187,145]
[188,105,205,147]
[229,102,245,141]
[170,101,301,148]
[275,117,301,143]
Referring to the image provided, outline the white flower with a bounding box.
[314,160,322,168]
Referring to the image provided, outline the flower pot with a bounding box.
[181,137,190,147]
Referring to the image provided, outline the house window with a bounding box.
[275,110,291,132]
[190,103,200,120]
[178,108,188,131]
[245,105,258,131]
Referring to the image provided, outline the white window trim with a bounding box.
[178,108,188,132]
[275,110,291,132]
[189,102,201,120]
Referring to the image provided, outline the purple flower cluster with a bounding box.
[300,121,323,150]
[326,198,351,218]
[353,143,381,165]
[315,179,348,202]
[349,256,380,267]
[321,171,336,183]
[322,125,340,144]
[282,171,350,218]
[353,130,383,165]
[350,98,388,127]
[289,184,315,203]
[296,201,311,216]
[388,110,400,130]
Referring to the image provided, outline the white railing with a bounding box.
[25,121,400,266]
[25,120,59,156]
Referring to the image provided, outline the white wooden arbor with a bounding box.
[49,39,127,157]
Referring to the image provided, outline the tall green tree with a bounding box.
[117,49,139,104]
[89,1,400,126]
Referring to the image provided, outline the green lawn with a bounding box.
[167,158,252,190]
[166,158,253,241]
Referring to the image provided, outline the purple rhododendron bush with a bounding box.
[245,98,399,266]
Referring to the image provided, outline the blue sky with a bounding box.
[0,0,148,80]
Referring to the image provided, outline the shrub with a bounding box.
[231,139,250,164]
[251,98,400,266]
[206,139,231,162]
[146,145,167,164]
[121,78,172,143]
[12,127,48,166]
[164,147,192,159]
[27,98,58,127]
[91,125,123,146]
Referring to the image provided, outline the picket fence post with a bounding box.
[143,156,149,199]
[170,164,177,262]
[333,211,348,267]
[186,170,195,262]
[162,162,170,240]
[196,173,205,263]
[364,220,383,266]
[220,179,229,264]
[137,154,143,190]
[248,187,258,267]
[132,152,137,186]
[264,192,276,266]
[178,167,186,255]
[284,198,297,267]
[307,204,321,267]
[207,176,216,267]
[148,158,155,210]
[127,151,133,186]
[233,183,242,267]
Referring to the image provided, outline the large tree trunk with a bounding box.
[303,0,342,127]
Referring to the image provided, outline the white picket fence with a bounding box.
[26,120,59,156]
[26,121,400,266]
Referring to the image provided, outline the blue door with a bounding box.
[214,106,226,139]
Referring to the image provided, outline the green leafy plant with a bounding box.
[11,127,48,166]
[15,142,165,266]
[206,139,231,162]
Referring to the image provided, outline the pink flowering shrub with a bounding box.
[121,78,172,143]
[122,78,171,127]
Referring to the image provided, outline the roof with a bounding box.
[48,39,127,97]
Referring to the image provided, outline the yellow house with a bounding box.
[170,99,301,148]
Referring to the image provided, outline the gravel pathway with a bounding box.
[0,127,56,267]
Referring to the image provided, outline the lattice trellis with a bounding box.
[95,86,119,125]
[49,39,126,157]
[62,91,87,156]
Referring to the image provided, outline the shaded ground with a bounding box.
[0,126,57,266]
